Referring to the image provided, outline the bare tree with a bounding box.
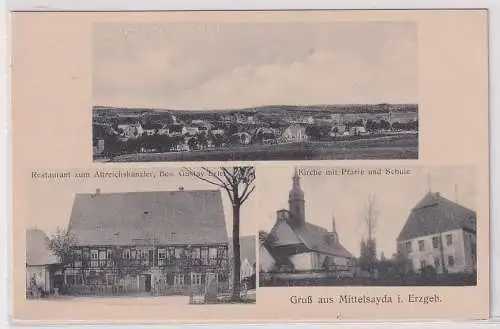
[183,166,256,301]
[361,193,379,278]
[363,193,378,242]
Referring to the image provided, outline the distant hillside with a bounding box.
[93,103,418,117]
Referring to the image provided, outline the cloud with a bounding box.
[171,50,416,109]
[93,22,417,109]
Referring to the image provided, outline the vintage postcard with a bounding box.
[10,9,489,323]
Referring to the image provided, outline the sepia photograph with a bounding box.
[25,167,256,305]
[11,9,489,322]
[259,166,477,287]
[92,21,418,162]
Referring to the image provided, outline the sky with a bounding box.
[93,21,417,110]
[25,167,257,240]
[258,166,476,258]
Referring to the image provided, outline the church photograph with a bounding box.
[258,166,477,287]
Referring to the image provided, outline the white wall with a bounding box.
[259,245,275,272]
[289,252,318,271]
[405,229,471,273]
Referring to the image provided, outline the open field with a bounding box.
[106,133,418,162]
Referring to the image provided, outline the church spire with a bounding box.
[292,166,300,188]
[288,167,305,226]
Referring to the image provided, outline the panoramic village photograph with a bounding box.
[258,166,477,287]
[92,21,418,162]
[25,167,257,304]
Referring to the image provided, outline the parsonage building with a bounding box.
[397,191,477,275]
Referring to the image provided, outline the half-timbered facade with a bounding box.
[64,189,230,296]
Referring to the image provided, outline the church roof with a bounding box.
[68,189,229,246]
[267,218,354,259]
[397,192,476,241]
[294,222,354,259]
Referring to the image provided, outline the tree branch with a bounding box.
[182,167,227,189]
[240,185,256,204]
[201,167,235,192]
[221,167,236,186]
[198,167,236,204]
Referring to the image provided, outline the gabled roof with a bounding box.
[268,217,303,246]
[68,190,228,246]
[397,192,476,241]
[294,223,354,259]
[26,229,58,266]
[267,217,354,259]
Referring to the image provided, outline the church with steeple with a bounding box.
[259,168,356,275]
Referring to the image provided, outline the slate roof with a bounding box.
[267,213,354,259]
[68,190,229,247]
[26,229,58,266]
[294,223,354,259]
[397,192,476,241]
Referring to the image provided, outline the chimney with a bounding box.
[95,188,101,195]
[436,192,441,197]
[179,186,185,191]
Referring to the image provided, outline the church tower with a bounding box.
[288,167,305,226]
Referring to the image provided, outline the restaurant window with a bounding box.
[167,247,175,259]
[217,272,228,283]
[209,247,218,259]
[174,274,184,287]
[158,249,166,260]
[192,248,201,259]
[73,250,82,267]
[175,247,183,259]
[90,250,99,267]
[141,250,149,265]
[123,249,131,260]
[201,248,208,260]
[191,273,203,285]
